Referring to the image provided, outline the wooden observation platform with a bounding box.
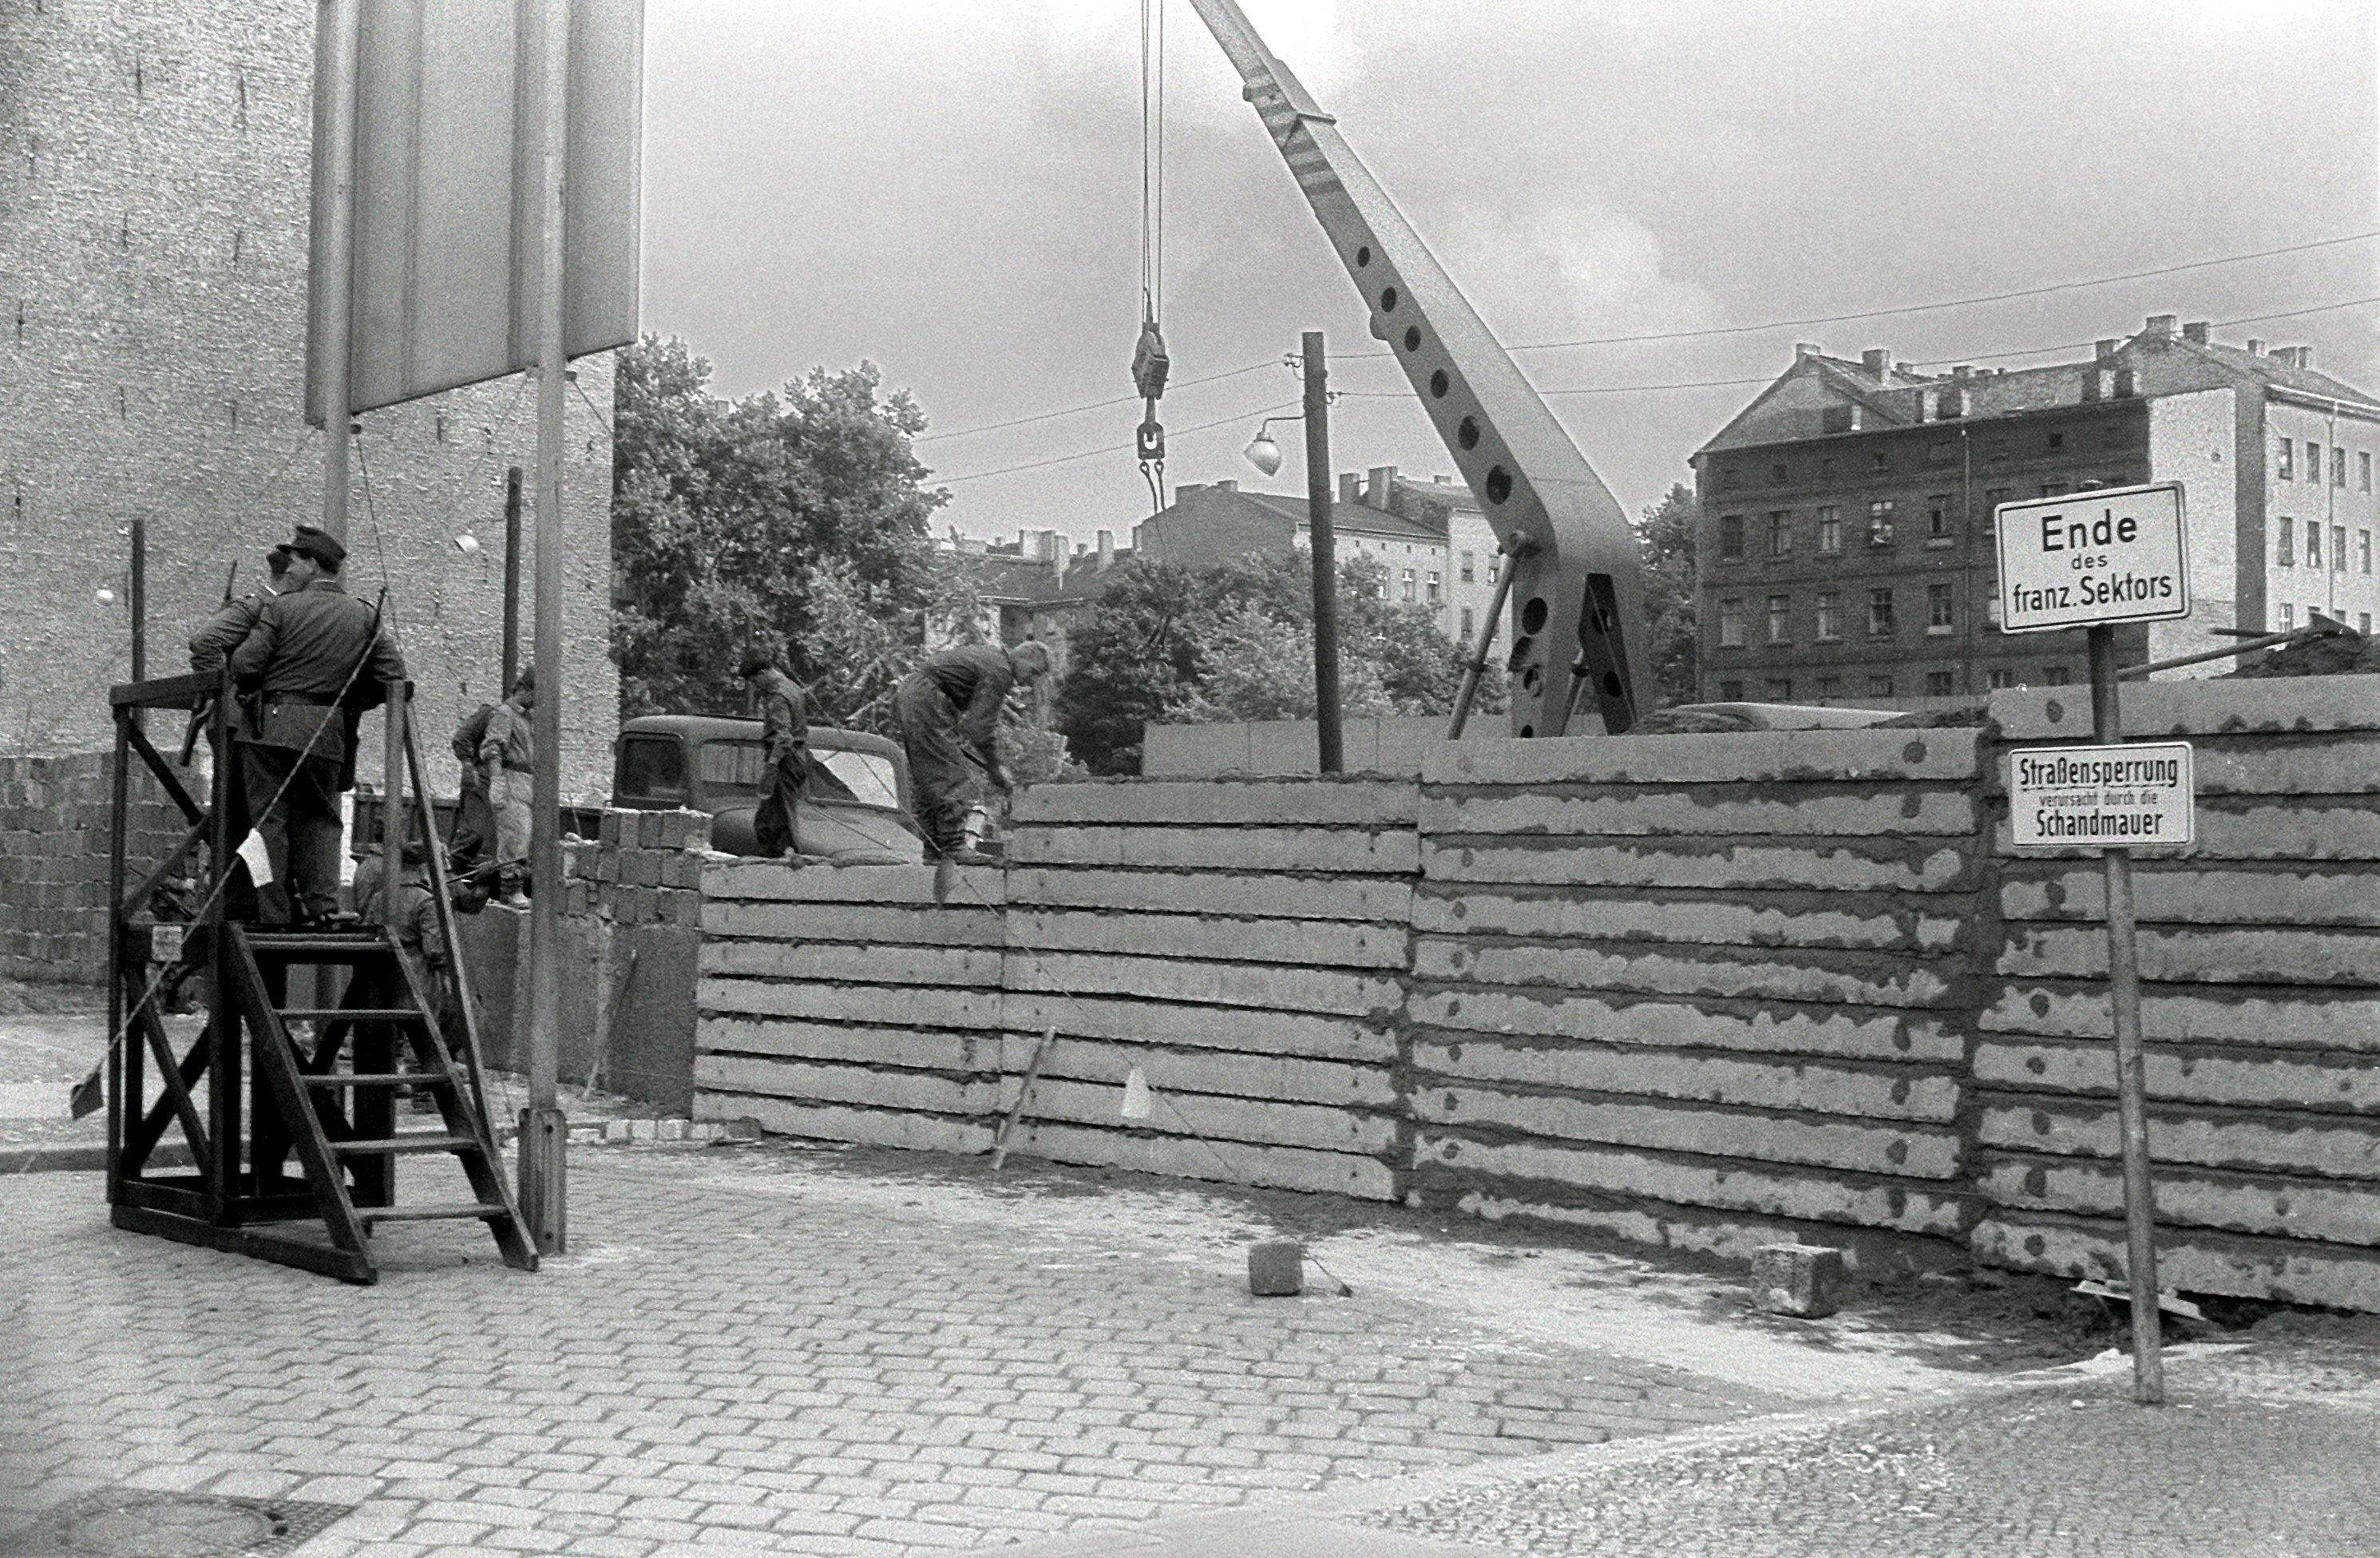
[103,672,534,1283]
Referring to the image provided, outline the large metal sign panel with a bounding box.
[1994,482,2189,634]
[2008,742,2195,849]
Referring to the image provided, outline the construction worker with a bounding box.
[738,646,809,858]
[893,640,1051,864]
[228,525,404,925]
[478,669,535,907]
[188,541,291,918]
[354,836,464,1112]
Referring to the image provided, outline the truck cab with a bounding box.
[612,715,923,862]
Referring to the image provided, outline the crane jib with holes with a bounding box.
[1183,0,1645,736]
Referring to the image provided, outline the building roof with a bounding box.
[1697,319,2380,457]
[1135,478,1454,569]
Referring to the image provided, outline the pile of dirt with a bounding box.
[2222,630,2380,678]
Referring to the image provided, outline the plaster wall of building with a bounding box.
[0,0,620,800]
[2264,395,2380,636]
[2144,387,2239,670]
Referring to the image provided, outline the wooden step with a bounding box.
[332,1134,476,1157]
[241,933,386,958]
[302,1072,451,1088]
[358,1203,509,1226]
[278,1008,424,1024]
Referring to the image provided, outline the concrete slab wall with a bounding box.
[1975,676,2380,1310]
[685,675,2380,1308]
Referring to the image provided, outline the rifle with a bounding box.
[177,563,240,763]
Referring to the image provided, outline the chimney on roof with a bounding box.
[2247,339,2266,356]
[1131,522,1144,552]
[1951,364,1974,379]
[1095,529,1114,570]
[1367,466,1398,508]
[1946,385,1970,418]
[1041,529,1063,561]
[1338,472,1360,505]
[1861,348,1890,378]
[2183,321,2208,344]
[1212,478,1238,492]
[2114,368,2136,398]
[1794,342,1820,361]
[2095,339,2120,363]
[1919,387,1940,421]
[2144,314,2178,339]
[2295,345,2315,369]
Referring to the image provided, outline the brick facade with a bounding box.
[0,0,619,799]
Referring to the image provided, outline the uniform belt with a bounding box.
[264,692,338,706]
[502,762,534,772]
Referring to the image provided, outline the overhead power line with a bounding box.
[926,294,2378,488]
[912,232,2377,445]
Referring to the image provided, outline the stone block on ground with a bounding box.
[1750,1241,1845,1318]
[1247,1239,1304,1297]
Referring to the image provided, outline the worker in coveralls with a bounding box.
[894,640,1051,864]
[187,541,292,918]
[353,837,464,1110]
[228,525,405,925]
[738,646,809,858]
[478,669,536,907]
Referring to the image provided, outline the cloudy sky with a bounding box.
[640,0,2379,549]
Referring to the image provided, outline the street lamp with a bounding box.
[1241,416,1297,478]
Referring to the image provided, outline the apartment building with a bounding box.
[1691,316,2380,704]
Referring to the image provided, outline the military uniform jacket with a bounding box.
[754,668,809,770]
[228,579,406,763]
[188,590,271,741]
[479,700,533,773]
[918,644,1015,756]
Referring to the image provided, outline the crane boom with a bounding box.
[1186,0,1645,735]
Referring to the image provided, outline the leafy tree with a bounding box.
[1051,561,1202,775]
[1634,482,1699,708]
[610,335,961,725]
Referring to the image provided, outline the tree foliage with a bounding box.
[1634,482,1699,708]
[1051,549,1499,775]
[610,335,973,727]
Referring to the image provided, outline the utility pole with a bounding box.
[310,0,361,545]
[1303,331,1342,775]
[517,0,570,1255]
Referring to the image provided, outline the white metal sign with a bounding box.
[1994,482,2189,633]
[2009,742,2195,849]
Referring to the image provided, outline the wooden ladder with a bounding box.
[221,924,537,1282]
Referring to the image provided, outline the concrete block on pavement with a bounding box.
[1750,1242,1844,1318]
[1247,1239,1304,1296]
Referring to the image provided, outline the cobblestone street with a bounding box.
[4,1134,2375,1557]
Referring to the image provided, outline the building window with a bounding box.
[2360,530,2372,574]
[2043,665,2071,686]
[1816,505,1841,554]
[1814,592,1839,640]
[1768,510,1792,557]
[1987,668,2018,690]
[2362,451,2372,492]
[1927,440,1954,466]
[1719,514,1745,561]
[1867,675,1895,697]
[2039,479,2069,498]
[2277,521,2295,566]
[1926,494,1952,540]
[1867,500,1895,545]
[2362,613,2374,635]
[2307,521,2323,569]
[1718,598,1745,647]
[2333,527,2347,573]
[1770,461,1788,485]
[1719,680,1745,700]
[2047,432,2065,450]
[1926,582,1954,633]
[1459,606,1475,640]
[2308,442,2322,483]
[1767,594,1791,643]
[2279,604,2295,630]
[2277,439,2294,479]
[1867,587,1895,636]
[1764,677,1793,701]
[1459,551,1475,583]
[1721,466,1741,489]
[1985,579,2002,627]
[1400,568,1416,602]
[2334,447,2348,488]
[1816,676,1840,701]
[1872,451,1889,472]
[1925,671,1955,697]
[1427,570,1442,604]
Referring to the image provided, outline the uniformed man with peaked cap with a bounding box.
[228,525,406,924]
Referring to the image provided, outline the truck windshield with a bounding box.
[618,735,686,800]
[816,749,899,810]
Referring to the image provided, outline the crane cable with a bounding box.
[1131,0,1170,516]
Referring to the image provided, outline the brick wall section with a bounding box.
[1,0,618,797]
[570,810,711,929]
[1407,731,1986,1263]
[0,751,200,984]
[1972,678,2380,1310]
[683,674,2380,1310]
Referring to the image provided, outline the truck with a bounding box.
[608,714,924,862]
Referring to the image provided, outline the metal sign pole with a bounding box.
[2088,624,2163,1405]
[1303,331,1343,775]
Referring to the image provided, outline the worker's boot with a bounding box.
[932,816,994,867]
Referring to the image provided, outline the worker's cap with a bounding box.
[285,524,347,568]
[736,647,776,678]
[512,666,536,695]
[265,543,293,574]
